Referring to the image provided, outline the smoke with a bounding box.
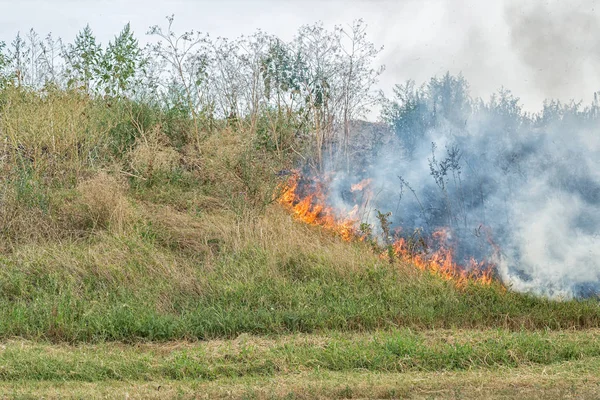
[504,0,600,102]
[372,0,600,114]
[321,76,600,299]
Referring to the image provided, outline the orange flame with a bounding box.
[279,172,357,241]
[351,178,372,192]
[391,235,494,286]
[278,172,496,287]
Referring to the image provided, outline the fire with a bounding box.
[391,235,494,286]
[351,178,372,192]
[278,172,497,287]
[279,172,358,241]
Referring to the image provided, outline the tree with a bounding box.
[260,37,306,151]
[8,32,30,87]
[38,33,62,87]
[148,15,210,146]
[484,87,523,135]
[337,19,384,171]
[427,72,471,127]
[0,41,8,89]
[64,25,102,93]
[101,23,142,97]
[208,36,244,124]
[382,73,472,157]
[25,29,42,87]
[381,80,432,157]
[262,38,295,112]
[236,30,272,130]
[293,22,341,171]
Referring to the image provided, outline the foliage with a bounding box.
[63,25,103,92]
[0,41,9,89]
[381,73,471,157]
[0,17,385,172]
[101,23,143,96]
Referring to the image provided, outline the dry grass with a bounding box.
[2,372,596,400]
[0,180,59,251]
[74,172,135,233]
[0,171,136,250]
[0,87,113,178]
[191,126,283,212]
[4,231,204,297]
[128,125,180,179]
[0,202,54,252]
[0,87,129,250]
[144,204,386,280]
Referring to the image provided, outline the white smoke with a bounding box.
[323,82,600,299]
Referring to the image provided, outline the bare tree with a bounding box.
[38,33,63,87]
[8,32,30,87]
[293,23,341,171]
[148,15,210,147]
[337,19,384,172]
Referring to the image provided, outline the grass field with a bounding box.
[0,88,599,398]
[2,330,600,398]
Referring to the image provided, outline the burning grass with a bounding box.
[278,171,496,288]
[278,172,359,241]
[2,197,599,342]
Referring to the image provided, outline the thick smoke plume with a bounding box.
[505,0,600,101]
[321,75,600,299]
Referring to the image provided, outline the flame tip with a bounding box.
[279,172,498,288]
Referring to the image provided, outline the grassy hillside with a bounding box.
[0,87,599,398]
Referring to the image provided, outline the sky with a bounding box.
[1,0,599,113]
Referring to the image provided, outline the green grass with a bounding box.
[0,235,599,343]
[1,330,600,399]
[2,329,600,380]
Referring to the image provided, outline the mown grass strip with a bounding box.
[1,329,599,382]
[2,356,600,399]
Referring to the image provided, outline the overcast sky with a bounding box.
[1,0,599,113]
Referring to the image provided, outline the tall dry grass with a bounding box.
[72,172,136,234]
[128,125,180,179]
[0,84,422,287]
[0,87,116,179]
